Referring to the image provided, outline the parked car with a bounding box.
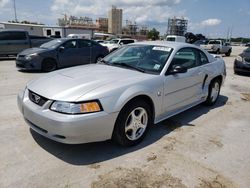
[16,38,109,72]
[200,40,232,56]
[101,38,136,52]
[0,29,51,56]
[245,43,250,47]
[67,34,91,39]
[166,35,186,43]
[17,41,226,146]
[234,47,250,74]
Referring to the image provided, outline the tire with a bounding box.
[204,79,221,106]
[112,100,153,146]
[216,49,220,54]
[225,50,231,57]
[41,58,57,72]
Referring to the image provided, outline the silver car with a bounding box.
[17,41,226,146]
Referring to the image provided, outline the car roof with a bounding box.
[131,40,198,49]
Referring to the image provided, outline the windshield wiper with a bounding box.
[98,59,109,65]
[112,62,145,73]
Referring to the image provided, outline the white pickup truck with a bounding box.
[200,40,232,56]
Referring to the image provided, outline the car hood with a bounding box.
[18,47,49,56]
[27,64,150,101]
[101,43,118,47]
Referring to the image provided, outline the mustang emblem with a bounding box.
[32,93,40,104]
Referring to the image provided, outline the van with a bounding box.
[166,35,186,43]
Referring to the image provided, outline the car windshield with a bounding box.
[40,39,64,49]
[102,45,173,74]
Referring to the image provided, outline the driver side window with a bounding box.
[169,48,197,70]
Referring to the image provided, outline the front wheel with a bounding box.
[41,58,57,72]
[204,79,221,106]
[112,100,153,146]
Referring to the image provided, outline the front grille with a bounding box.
[28,90,48,106]
[245,58,250,63]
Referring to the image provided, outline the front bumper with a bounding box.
[234,60,250,73]
[17,89,118,144]
[16,57,41,70]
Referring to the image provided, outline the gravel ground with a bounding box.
[0,46,250,188]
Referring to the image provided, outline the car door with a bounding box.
[77,39,92,64]
[58,39,79,67]
[162,47,205,115]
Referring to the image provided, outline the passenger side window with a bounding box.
[169,48,197,70]
[63,40,77,49]
[78,40,92,48]
[199,51,209,65]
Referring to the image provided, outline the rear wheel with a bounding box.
[112,100,153,146]
[204,79,221,106]
[41,58,57,72]
[225,49,231,56]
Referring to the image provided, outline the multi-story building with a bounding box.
[167,17,188,36]
[96,17,108,33]
[108,6,122,34]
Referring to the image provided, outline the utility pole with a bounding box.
[13,0,18,22]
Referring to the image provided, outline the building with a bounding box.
[0,22,94,38]
[108,6,122,34]
[122,20,138,36]
[0,22,44,36]
[167,17,188,36]
[96,18,108,33]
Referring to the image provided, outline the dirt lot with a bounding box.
[0,46,250,188]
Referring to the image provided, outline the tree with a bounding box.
[147,28,160,40]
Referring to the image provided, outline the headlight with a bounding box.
[236,56,243,62]
[50,100,102,114]
[25,53,37,60]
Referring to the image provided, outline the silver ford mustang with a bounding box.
[17,41,226,146]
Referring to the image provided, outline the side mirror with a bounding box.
[120,42,124,45]
[58,46,65,52]
[167,65,187,75]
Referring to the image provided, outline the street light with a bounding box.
[13,0,18,22]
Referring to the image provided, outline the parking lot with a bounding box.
[0,46,250,188]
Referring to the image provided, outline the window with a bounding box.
[169,48,197,70]
[121,40,135,44]
[46,29,51,36]
[0,31,27,40]
[103,45,172,74]
[78,40,91,48]
[55,31,61,37]
[199,50,209,65]
[0,32,11,40]
[208,40,220,45]
[62,40,77,49]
